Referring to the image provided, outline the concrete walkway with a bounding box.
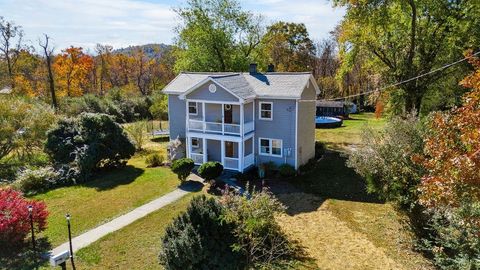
[49,179,203,258]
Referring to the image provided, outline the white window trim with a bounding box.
[188,101,198,115]
[259,101,273,120]
[191,138,200,148]
[258,137,282,157]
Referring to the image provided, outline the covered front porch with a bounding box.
[187,133,254,172]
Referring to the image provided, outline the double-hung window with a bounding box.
[259,102,273,120]
[259,138,282,157]
[188,102,198,115]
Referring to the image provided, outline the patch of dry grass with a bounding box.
[276,193,433,270]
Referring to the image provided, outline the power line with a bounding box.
[326,50,480,101]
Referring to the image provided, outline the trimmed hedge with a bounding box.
[198,161,223,181]
[171,158,194,181]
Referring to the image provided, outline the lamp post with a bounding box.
[65,214,76,270]
[27,205,36,251]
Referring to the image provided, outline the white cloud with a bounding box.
[0,0,344,52]
[244,0,345,41]
[0,0,177,51]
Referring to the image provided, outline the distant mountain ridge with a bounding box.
[113,43,172,59]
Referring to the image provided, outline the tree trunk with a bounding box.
[41,35,58,110]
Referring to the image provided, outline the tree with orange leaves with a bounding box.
[419,50,480,208]
[53,46,93,97]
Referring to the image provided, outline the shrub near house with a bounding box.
[170,158,194,181]
[197,161,223,181]
[45,113,135,183]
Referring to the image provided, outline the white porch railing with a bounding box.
[224,123,240,134]
[205,122,222,132]
[188,120,204,131]
[188,119,254,136]
[224,157,239,170]
[244,153,254,169]
[190,153,204,164]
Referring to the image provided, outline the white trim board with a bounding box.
[179,77,245,103]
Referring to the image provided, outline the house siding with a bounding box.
[254,99,296,167]
[186,81,239,102]
[206,139,222,162]
[168,94,186,139]
[297,83,316,167]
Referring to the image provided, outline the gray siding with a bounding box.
[301,79,317,100]
[254,99,296,167]
[168,95,186,139]
[244,102,253,122]
[297,101,316,167]
[187,81,239,102]
[205,103,222,122]
[244,137,253,155]
[206,139,221,162]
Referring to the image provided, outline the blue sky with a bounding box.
[0,0,345,52]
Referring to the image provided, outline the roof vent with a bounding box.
[267,63,275,72]
[249,63,257,75]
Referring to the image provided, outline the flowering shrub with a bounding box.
[0,188,48,247]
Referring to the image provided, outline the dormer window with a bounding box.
[259,102,273,120]
[188,102,198,115]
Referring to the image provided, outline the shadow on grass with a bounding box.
[178,180,204,192]
[294,150,381,203]
[81,165,144,191]
[0,238,51,270]
[266,149,382,216]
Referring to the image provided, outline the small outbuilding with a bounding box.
[316,100,348,117]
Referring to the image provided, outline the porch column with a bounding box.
[186,135,190,159]
[239,140,244,172]
[221,139,225,166]
[202,102,206,132]
[221,103,225,135]
[203,138,207,163]
[240,103,244,135]
[252,101,255,130]
[185,99,189,131]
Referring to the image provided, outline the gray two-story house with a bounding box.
[163,64,319,172]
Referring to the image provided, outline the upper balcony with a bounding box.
[186,101,254,136]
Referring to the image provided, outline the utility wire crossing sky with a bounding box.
[0,0,345,52]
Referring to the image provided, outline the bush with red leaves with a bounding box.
[0,188,48,248]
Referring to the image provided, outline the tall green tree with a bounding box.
[174,0,264,72]
[259,21,316,72]
[334,0,480,113]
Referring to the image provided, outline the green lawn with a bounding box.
[72,193,198,270]
[315,113,386,149]
[275,112,433,269]
[33,139,179,248]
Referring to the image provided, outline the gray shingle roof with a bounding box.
[163,72,318,99]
